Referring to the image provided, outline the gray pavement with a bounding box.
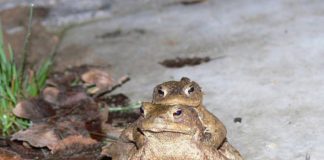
[7,0,324,159]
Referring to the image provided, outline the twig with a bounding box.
[48,21,71,60]
[108,102,141,112]
[88,131,119,141]
[93,75,130,99]
[19,4,34,86]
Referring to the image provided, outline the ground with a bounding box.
[1,0,324,159]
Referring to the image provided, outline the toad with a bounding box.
[152,77,226,148]
[152,77,243,160]
[115,77,243,159]
[105,102,229,160]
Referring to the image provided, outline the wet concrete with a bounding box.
[3,0,324,159]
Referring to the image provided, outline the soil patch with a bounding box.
[159,56,211,68]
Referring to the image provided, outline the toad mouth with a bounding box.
[140,128,192,135]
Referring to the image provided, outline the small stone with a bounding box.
[233,117,242,123]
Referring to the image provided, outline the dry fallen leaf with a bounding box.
[9,65,131,159]
[51,135,98,154]
[11,123,59,150]
[42,87,60,104]
[11,99,102,152]
[13,99,55,120]
[81,68,114,90]
[0,148,23,160]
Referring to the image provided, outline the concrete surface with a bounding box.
[6,0,324,159]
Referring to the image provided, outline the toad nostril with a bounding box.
[154,116,164,123]
[158,115,165,119]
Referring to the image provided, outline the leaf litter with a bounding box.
[1,65,139,159]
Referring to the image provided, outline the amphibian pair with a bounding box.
[106,103,229,160]
[103,77,243,160]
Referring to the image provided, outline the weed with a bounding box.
[0,5,53,136]
[108,101,142,113]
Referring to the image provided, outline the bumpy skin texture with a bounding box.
[106,103,243,160]
[112,78,243,160]
[152,77,226,148]
[131,103,229,160]
[218,140,244,160]
[152,77,243,160]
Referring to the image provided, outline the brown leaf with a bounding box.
[51,135,98,153]
[92,75,130,98]
[0,148,23,160]
[53,100,100,123]
[11,101,101,152]
[11,119,90,151]
[13,99,55,120]
[81,69,114,90]
[11,123,59,150]
[0,138,47,159]
[42,87,60,104]
[52,91,90,108]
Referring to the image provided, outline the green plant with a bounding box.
[108,101,142,113]
[0,34,52,136]
[0,6,53,136]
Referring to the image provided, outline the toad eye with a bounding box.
[184,85,195,96]
[173,109,182,117]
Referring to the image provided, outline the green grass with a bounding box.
[108,101,142,113]
[0,6,53,136]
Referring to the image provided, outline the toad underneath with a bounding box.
[104,103,230,160]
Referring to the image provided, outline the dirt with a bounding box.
[95,29,146,39]
[233,117,242,123]
[159,56,211,68]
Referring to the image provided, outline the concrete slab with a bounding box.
[55,0,324,159]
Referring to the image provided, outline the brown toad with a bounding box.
[105,103,229,160]
[152,77,243,160]
[152,77,226,148]
[111,77,243,160]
